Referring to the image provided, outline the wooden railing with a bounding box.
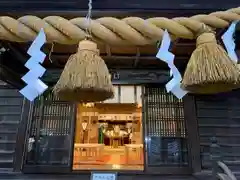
[210,137,237,180]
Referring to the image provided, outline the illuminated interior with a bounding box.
[73,85,144,170]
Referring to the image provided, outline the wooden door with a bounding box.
[22,93,76,173]
[143,85,190,174]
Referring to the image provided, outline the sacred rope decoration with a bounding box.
[0,7,239,45]
[1,6,240,99]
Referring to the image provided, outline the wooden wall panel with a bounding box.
[0,82,23,168]
[196,92,240,172]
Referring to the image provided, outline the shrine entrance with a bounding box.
[72,84,189,172]
[72,85,144,170]
[21,75,190,173]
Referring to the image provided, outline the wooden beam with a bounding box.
[0,48,27,74]
[0,0,236,17]
[47,54,189,69]
[16,43,195,56]
[43,68,170,84]
[0,66,24,89]
[0,10,217,18]
[3,43,29,64]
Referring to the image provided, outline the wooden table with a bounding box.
[74,143,104,162]
[125,144,144,165]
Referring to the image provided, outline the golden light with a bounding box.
[82,103,95,108]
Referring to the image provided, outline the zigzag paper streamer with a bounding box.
[19,28,48,101]
[222,20,239,63]
[156,30,188,99]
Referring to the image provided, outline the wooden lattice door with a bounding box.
[143,85,190,174]
[22,93,76,173]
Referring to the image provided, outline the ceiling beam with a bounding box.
[49,54,189,62]
[1,42,28,64]
[0,65,24,90]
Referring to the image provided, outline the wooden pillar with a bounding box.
[183,95,201,173]
[14,98,32,172]
[75,104,82,143]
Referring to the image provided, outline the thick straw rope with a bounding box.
[0,7,240,45]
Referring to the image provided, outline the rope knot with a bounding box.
[78,40,99,54]
[196,33,217,47]
[195,24,216,47]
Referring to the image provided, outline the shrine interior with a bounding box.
[73,85,144,170]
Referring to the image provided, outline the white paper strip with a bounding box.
[20,28,48,101]
[156,30,188,99]
[222,20,239,63]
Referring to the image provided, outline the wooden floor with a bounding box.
[73,146,144,170]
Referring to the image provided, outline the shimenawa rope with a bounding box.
[0,7,239,45]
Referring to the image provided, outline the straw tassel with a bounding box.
[181,28,240,94]
[53,40,114,102]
